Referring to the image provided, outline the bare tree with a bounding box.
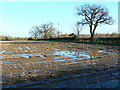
[40,22,56,39]
[73,21,83,36]
[29,23,56,39]
[29,26,40,39]
[76,4,114,41]
[56,30,62,38]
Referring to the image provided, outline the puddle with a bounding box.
[1,47,116,61]
[0,50,97,61]
[98,50,115,53]
[53,51,94,60]
[32,70,41,73]
[0,50,6,54]
[55,59,74,62]
[14,51,19,53]
[62,62,78,65]
[19,47,23,50]
[34,61,52,64]
[54,48,61,51]
[8,51,19,54]
[92,63,96,65]
[13,54,31,58]
[0,53,46,59]
[1,50,19,54]
[92,60,96,62]
[29,53,45,58]
[7,51,13,53]
[0,61,11,64]
[26,47,31,50]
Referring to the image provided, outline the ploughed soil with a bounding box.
[0,41,119,88]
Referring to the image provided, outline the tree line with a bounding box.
[29,22,62,39]
[29,4,114,41]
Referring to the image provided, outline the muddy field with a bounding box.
[0,41,119,88]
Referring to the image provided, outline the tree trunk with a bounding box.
[34,37,37,40]
[89,25,94,42]
[90,24,97,42]
[90,33,94,42]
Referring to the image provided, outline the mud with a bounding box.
[0,41,119,88]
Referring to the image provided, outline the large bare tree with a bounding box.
[76,4,114,41]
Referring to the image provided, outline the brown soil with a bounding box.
[0,41,119,85]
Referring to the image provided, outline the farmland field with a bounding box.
[0,41,120,88]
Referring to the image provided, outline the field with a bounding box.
[0,41,120,88]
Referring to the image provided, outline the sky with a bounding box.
[0,1,119,37]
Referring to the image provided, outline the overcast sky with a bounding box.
[0,1,119,37]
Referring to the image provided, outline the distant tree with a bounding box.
[56,23,62,38]
[29,26,40,39]
[73,21,83,36]
[56,30,62,38]
[76,4,114,41]
[40,22,56,39]
[0,34,11,41]
[30,23,56,39]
